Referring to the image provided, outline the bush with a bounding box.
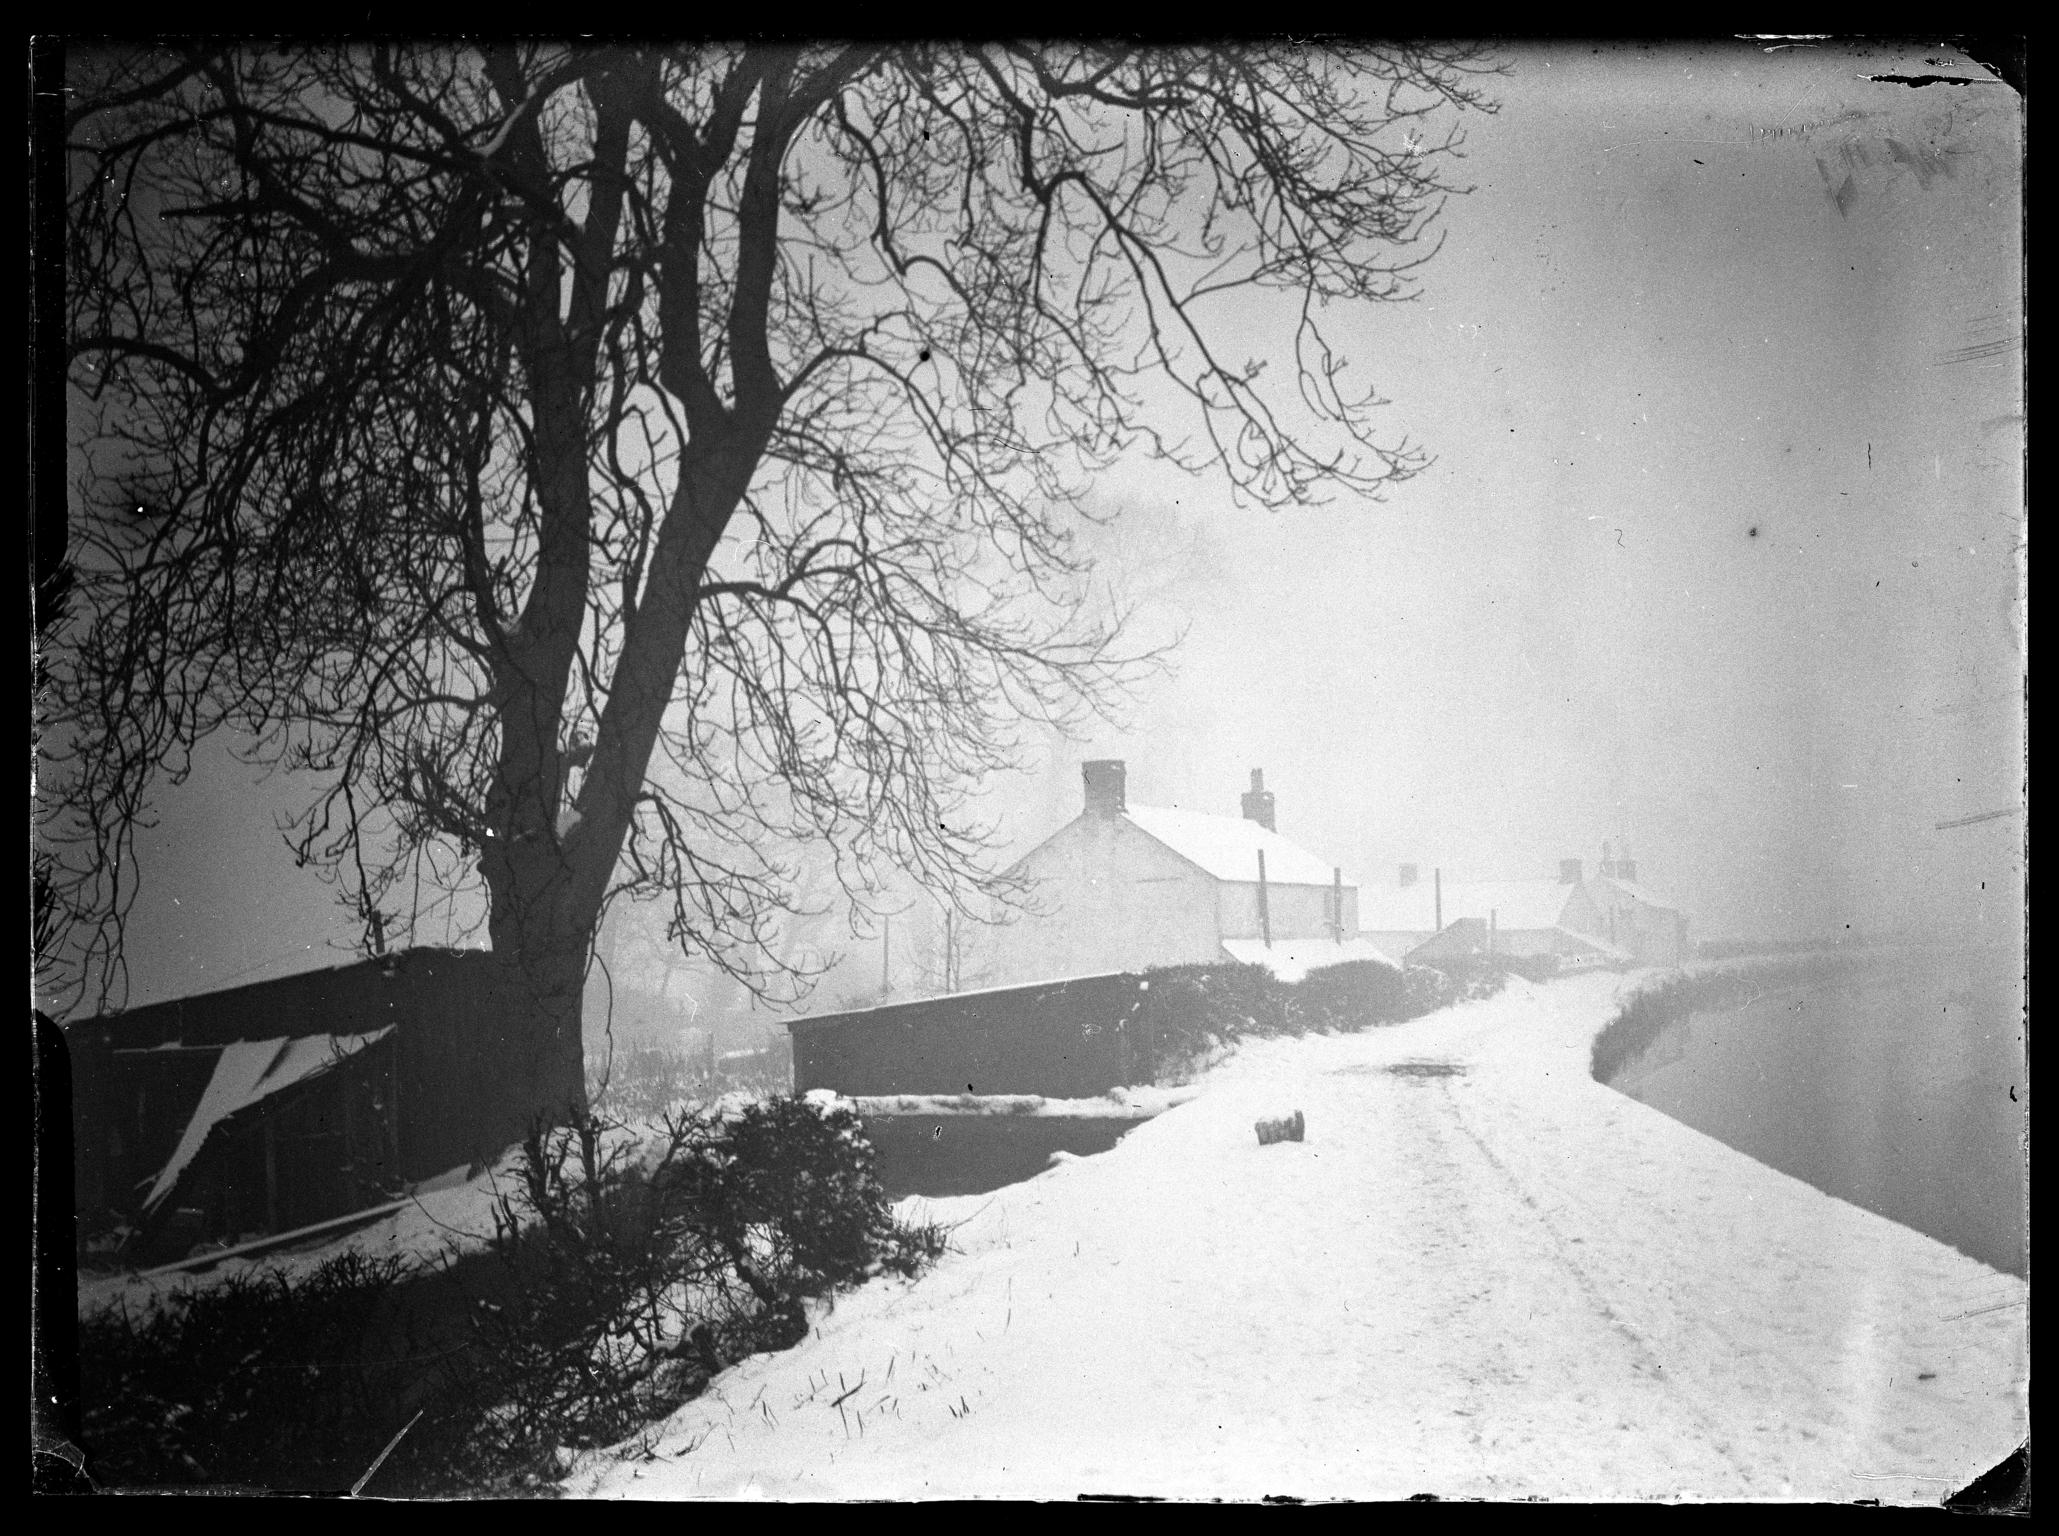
[76,1095,946,1496]
[438,1095,943,1488]
[1588,951,1892,1083]
[1409,951,1565,999]
[78,1251,428,1491]
[1136,956,1486,1077]
[1291,960,1457,1029]
[588,1042,709,1121]
[1137,962,1296,1078]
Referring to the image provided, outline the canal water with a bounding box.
[1603,948,2027,1278]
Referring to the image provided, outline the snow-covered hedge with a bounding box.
[1139,958,1474,1079]
[1590,950,1897,1084]
[77,1250,428,1491]
[75,1095,946,1495]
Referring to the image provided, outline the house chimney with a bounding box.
[1616,859,1638,883]
[1240,768,1276,832]
[1082,759,1127,816]
[1399,863,1419,889]
[1559,858,1583,885]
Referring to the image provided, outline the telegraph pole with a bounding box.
[1257,850,1272,948]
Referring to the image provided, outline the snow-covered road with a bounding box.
[575,972,2027,1502]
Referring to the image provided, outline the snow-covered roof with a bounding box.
[1221,938,1401,982]
[786,970,1147,1029]
[1355,883,1445,934]
[1123,804,1353,888]
[1555,929,1635,964]
[1407,925,1630,965]
[1590,874,1684,913]
[1446,880,1583,931]
[1358,878,1579,935]
[143,1029,393,1213]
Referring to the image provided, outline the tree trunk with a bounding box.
[489,927,590,1135]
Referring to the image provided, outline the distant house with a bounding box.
[68,948,548,1259]
[1583,855,1693,966]
[1356,863,1442,959]
[976,762,1394,988]
[1364,862,1624,965]
[1358,855,1688,968]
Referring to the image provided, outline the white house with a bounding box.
[975,762,1396,987]
[1582,855,1693,966]
[1358,853,1689,968]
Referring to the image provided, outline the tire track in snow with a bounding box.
[1372,1064,1753,1496]
[1433,1076,1762,1490]
[1447,1067,2026,1499]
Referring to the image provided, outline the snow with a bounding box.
[1219,937,1401,981]
[83,1085,856,1323]
[1590,874,1684,912]
[1545,928,1634,964]
[81,1145,529,1321]
[1122,803,1351,889]
[1438,879,1579,932]
[845,1087,1201,1120]
[142,1029,393,1213]
[572,972,2026,1503]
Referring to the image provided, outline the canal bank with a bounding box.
[576,972,2028,1502]
[1595,949,2027,1278]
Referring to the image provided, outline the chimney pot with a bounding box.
[1082,759,1127,815]
[1240,769,1277,832]
[1399,863,1419,889]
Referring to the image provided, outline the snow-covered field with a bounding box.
[572,971,2027,1503]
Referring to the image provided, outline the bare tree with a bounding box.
[47,42,1497,1124]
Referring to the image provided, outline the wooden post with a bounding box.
[944,908,956,993]
[1333,866,1344,944]
[1434,868,1442,932]
[1257,850,1272,948]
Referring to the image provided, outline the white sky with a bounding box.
[997,39,2023,946]
[105,39,2024,1008]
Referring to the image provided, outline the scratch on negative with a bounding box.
[1941,1297,2026,1322]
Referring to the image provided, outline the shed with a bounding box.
[68,948,547,1255]
[787,972,1162,1098]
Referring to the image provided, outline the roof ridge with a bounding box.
[1121,801,1353,887]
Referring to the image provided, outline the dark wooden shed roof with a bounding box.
[787,972,1157,1098]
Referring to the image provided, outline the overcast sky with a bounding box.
[1009,39,2023,941]
[106,39,2024,1009]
